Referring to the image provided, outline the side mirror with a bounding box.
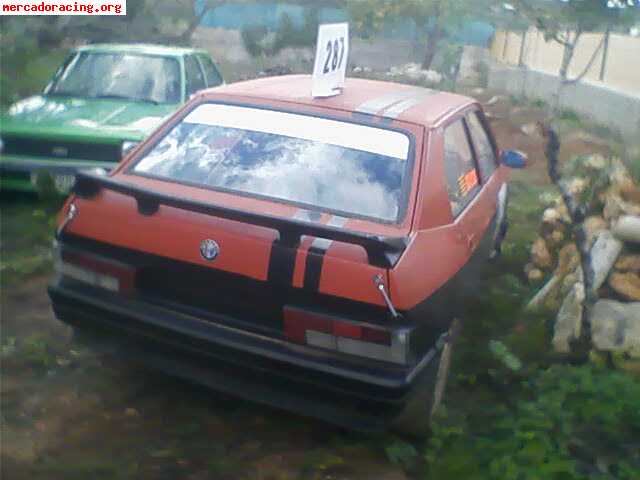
[501,149,528,169]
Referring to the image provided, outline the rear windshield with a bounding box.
[131,104,412,222]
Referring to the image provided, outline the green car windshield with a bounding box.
[47,52,181,104]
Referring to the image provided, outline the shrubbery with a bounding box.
[241,9,319,58]
[416,180,640,479]
[426,363,640,479]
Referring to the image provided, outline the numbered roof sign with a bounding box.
[312,23,349,98]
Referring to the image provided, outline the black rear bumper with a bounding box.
[48,281,437,431]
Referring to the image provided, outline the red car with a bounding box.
[49,76,525,433]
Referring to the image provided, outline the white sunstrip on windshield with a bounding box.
[182,104,410,160]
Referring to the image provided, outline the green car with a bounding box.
[0,43,223,192]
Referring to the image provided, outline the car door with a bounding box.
[184,54,207,98]
[442,117,482,252]
[442,113,496,259]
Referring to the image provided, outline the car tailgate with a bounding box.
[61,171,410,310]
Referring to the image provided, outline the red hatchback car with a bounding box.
[49,75,524,432]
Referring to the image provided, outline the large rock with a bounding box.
[527,275,562,311]
[566,177,589,196]
[520,122,539,137]
[590,230,623,291]
[620,182,640,204]
[613,215,640,243]
[552,283,585,353]
[387,63,442,83]
[549,229,565,245]
[591,300,640,358]
[531,238,553,269]
[602,194,640,221]
[562,269,582,296]
[526,244,578,310]
[557,243,579,275]
[527,268,544,283]
[609,158,636,192]
[583,153,607,170]
[484,95,506,106]
[615,254,640,272]
[542,207,563,225]
[603,193,625,221]
[608,272,640,301]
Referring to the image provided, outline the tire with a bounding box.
[391,319,460,436]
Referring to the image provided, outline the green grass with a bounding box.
[0,193,62,286]
[531,98,547,109]
[33,457,139,480]
[558,108,581,124]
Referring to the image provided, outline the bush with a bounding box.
[241,8,320,58]
[241,24,271,57]
[475,61,489,88]
[426,364,640,479]
[273,13,299,52]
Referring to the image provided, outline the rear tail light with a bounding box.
[283,306,410,365]
[54,243,136,295]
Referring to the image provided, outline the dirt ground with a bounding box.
[2,275,411,480]
[0,94,621,480]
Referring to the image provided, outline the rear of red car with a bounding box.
[48,85,483,430]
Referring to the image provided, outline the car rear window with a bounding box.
[131,104,412,222]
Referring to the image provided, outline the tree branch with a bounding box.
[564,28,608,85]
[552,32,572,48]
[540,123,597,354]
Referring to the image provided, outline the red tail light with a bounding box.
[55,246,136,295]
[283,306,408,364]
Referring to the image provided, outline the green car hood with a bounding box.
[1,95,178,143]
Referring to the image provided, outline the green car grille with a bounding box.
[3,136,121,163]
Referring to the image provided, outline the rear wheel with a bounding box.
[391,319,460,436]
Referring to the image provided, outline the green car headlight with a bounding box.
[121,141,139,157]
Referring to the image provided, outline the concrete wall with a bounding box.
[492,29,640,97]
[488,65,640,145]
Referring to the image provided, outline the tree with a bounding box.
[173,0,227,44]
[513,0,636,105]
[347,0,471,70]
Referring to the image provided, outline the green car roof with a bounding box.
[75,43,209,57]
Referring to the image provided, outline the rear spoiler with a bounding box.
[73,172,409,269]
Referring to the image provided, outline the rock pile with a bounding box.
[384,63,443,84]
[525,155,640,362]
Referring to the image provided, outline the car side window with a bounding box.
[185,55,206,97]
[198,55,223,87]
[466,111,498,182]
[444,120,481,218]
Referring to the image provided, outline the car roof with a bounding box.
[206,75,475,126]
[75,43,208,57]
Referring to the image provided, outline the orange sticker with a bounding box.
[457,169,478,195]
